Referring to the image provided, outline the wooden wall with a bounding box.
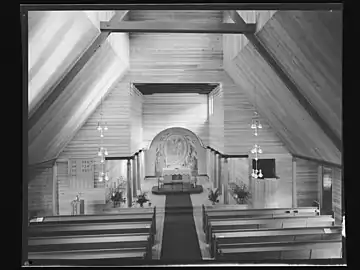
[106,160,128,201]
[28,11,129,165]
[28,160,55,218]
[57,81,132,159]
[223,10,277,67]
[247,154,293,208]
[130,85,144,154]
[129,11,222,72]
[295,158,320,207]
[257,10,342,140]
[223,83,289,155]
[332,167,342,224]
[28,11,98,113]
[56,160,106,215]
[224,42,341,165]
[209,86,224,152]
[142,93,209,148]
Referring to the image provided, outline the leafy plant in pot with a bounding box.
[136,192,150,207]
[232,182,251,204]
[208,188,220,205]
[111,191,126,208]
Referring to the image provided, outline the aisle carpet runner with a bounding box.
[160,194,202,261]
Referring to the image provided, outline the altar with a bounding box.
[162,167,191,176]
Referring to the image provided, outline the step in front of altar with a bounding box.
[151,184,203,195]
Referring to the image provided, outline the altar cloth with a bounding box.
[162,167,191,176]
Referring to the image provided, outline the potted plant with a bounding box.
[232,182,251,204]
[135,192,150,207]
[111,191,126,208]
[208,188,220,205]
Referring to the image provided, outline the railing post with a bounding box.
[127,158,132,207]
[223,157,229,204]
[292,157,297,208]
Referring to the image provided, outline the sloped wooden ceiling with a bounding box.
[28,11,129,165]
[256,10,342,141]
[223,10,342,165]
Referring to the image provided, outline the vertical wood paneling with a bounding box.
[332,168,342,224]
[130,85,144,154]
[227,158,249,187]
[56,160,106,215]
[296,158,320,207]
[56,160,69,216]
[28,161,55,218]
[57,81,132,159]
[247,154,292,208]
[142,93,209,148]
[209,86,224,152]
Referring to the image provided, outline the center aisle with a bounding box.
[160,194,202,261]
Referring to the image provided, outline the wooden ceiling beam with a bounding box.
[23,3,342,11]
[100,21,256,34]
[28,11,129,131]
[293,154,342,169]
[226,10,342,152]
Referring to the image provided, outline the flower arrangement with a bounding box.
[232,182,251,204]
[111,191,126,208]
[135,192,150,207]
[208,188,220,205]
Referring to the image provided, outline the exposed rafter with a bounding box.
[22,3,342,11]
[225,10,341,152]
[292,154,342,169]
[100,21,256,34]
[28,11,129,131]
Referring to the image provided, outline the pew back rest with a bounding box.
[211,226,342,257]
[214,226,342,240]
[216,240,342,260]
[28,234,152,253]
[28,222,153,236]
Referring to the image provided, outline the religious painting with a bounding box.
[154,131,198,176]
[164,134,188,166]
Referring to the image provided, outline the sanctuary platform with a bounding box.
[152,183,203,195]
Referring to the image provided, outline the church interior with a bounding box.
[24,5,344,266]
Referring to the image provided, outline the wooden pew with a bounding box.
[29,207,156,235]
[28,234,153,260]
[202,205,319,232]
[206,215,334,244]
[28,222,155,245]
[215,239,342,260]
[210,225,342,257]
[28,248,147,265]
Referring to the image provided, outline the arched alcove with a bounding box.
[145,127,207,177]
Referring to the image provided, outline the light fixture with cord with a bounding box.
[97,95,109,182]
[250,85,263,179]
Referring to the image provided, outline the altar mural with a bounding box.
[154,131,199,177]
